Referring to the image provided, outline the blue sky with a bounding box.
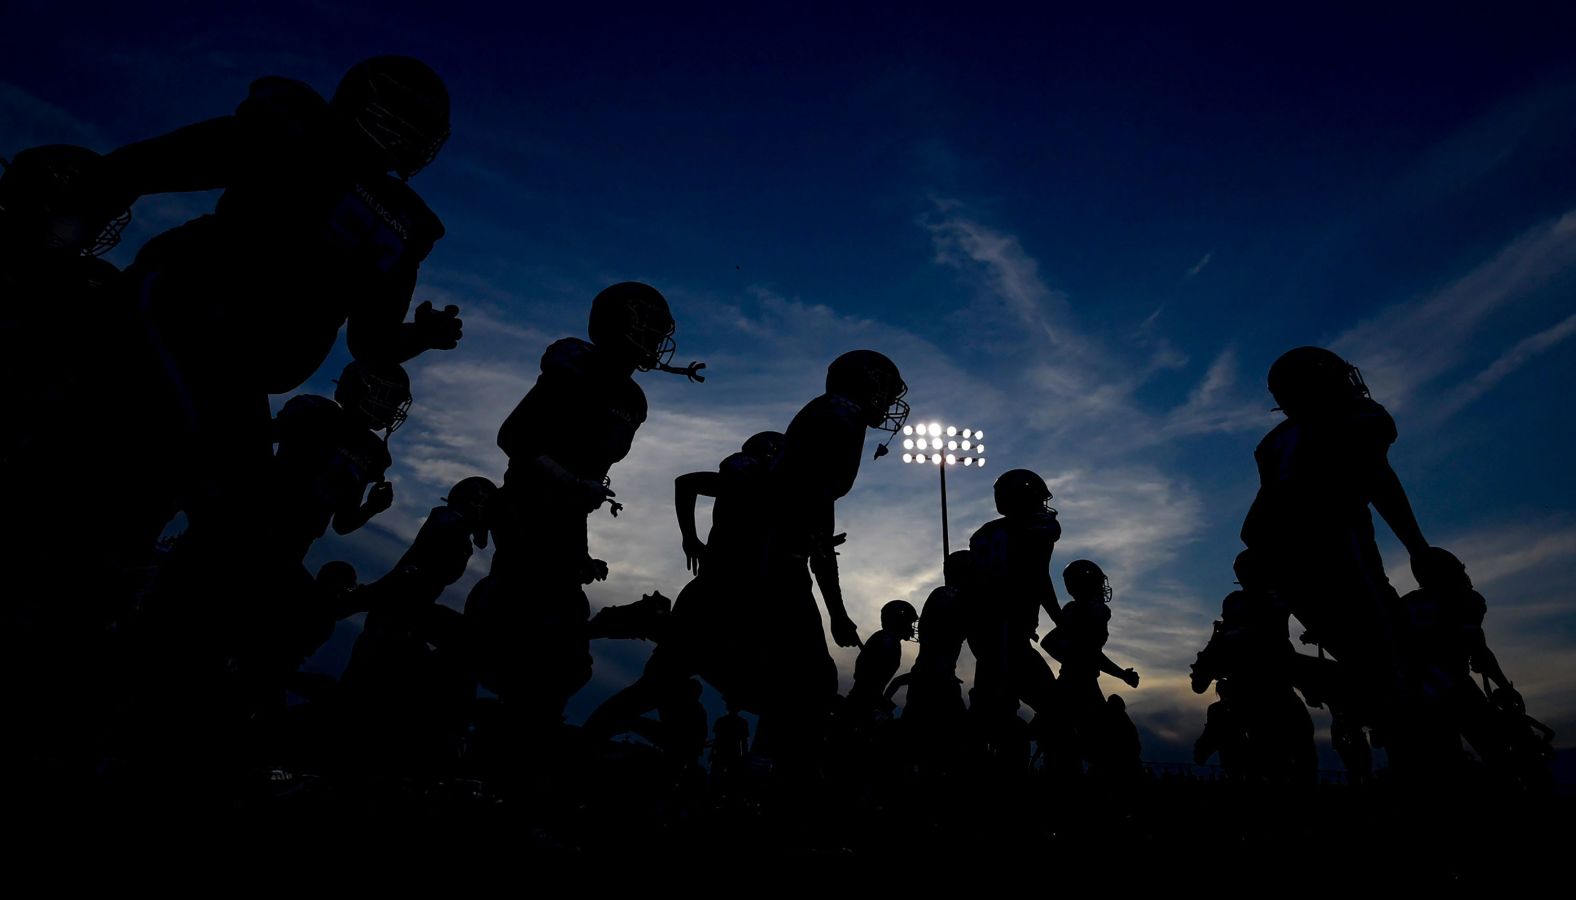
[4,2,1573,763]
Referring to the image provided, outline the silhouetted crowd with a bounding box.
[0,57,1557,850]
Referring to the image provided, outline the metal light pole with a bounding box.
[899,421,986,565]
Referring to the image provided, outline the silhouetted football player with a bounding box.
[887,550,972,774]
[468,282,702,745]
[0,145,130,465]
[1391,547,1550,784]
[584,432,783,743]
[1041,560,1140,772]
[1194,681,1250,779]
[338,477,496,781]
[0,146,135,781]
[966,469,1064,769]
[749,349,908,773]
[1188,550,1316,783]
[94,57,462,580]
[845,600,917,717]
[1241,347,1427,739]
[265,361,410,565]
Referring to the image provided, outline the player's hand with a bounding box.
[577,479,616,513]
[366,481,394,513]
[682,535,707,574]
[1122,668,1141,688]
[413,300,463,350]
[830,615,862,649]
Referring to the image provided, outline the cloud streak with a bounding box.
[1332,209,1576,414]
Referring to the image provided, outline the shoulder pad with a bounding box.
[718,451,762,479]
[541,337,598,378]
[968,517,1010,546]
[423,506,467,532]
[239,76,328,122]
[1255,420,1295,457]
[1022,509,1062,540]
[280,393,341,425]
[1350,398,1398,447]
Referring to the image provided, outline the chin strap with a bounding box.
[873,434,894,460]
[658,360,707,383]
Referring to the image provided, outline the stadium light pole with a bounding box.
[898,420,986,565]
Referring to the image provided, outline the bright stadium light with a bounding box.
[904,420,992,564]
[903,439,914,450]
[903,425,914,436]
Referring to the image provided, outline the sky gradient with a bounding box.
[4,2,1573,765]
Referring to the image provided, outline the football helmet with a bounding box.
[1267,346,1369,414]
[330,56,451,180]
[0,145,131,257]
[1231,548,1270,590]
[880,599,919,641]
[588,281,679,371]
[826,349,908,433]
[1063,559,1112,602]
[993,468,1053,517]
[741,430,786,463]
[1411,546,1472,592]
[334,360,413,434]
[444,475,498,520]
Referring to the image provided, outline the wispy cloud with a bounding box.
[1332,209,1576,414]
[0,80,108,152]
[1436,311,1576,420]
[1186,251,1212,279]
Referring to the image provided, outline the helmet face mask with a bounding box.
[627,307,677,372]
[876,381,911,435]
[0,146,132,258]
[336,362,412,434]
